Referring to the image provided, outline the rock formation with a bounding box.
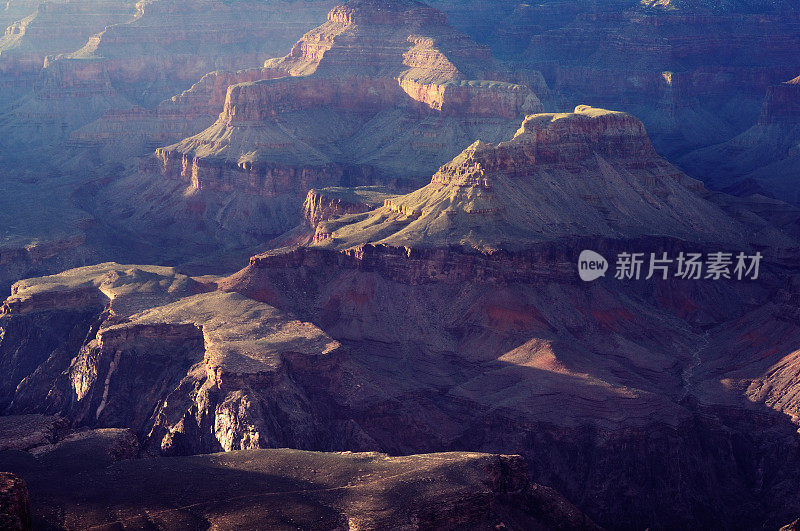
[678,74,800,201]
[0,473,30,531]
[156,0,544,184]
[524,2,800,157]
[303,186,400,228]
[0,0,137,76]
[307,106,787,251]
[0,449,598,530]
[0,175,98,295]
[90,0,549,256]
[0,263,344,454]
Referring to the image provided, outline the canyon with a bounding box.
[86,0,550,261]
[4,110,800,527]
[523,0,800,160]
[678,74,800,202]
[1,0,800,528]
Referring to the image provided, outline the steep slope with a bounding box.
[678,74,800,201]
[0,0,137,75]
[91,0,548,258]
[213,108,800,527]
[310,105,785,251]
[524,0,800,157]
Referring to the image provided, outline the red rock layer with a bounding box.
[152,149,381,198]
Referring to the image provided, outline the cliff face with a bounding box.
[525,8,800,156]
[307,106,785,252]
[760,75,800,125]
[0,0,137,76]
[69,0,539,167]
[0,263,344,454]
[678,74,800,202]
[153,0,546,194]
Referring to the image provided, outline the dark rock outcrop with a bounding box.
[0,449,599,530]
[0,473,30,531]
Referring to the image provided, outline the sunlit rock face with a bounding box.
[92,0,548,254]
[305,106,779,252]
[153,0,546,187]
[211,107,800,528]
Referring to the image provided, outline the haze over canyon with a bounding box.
[1,0,800,529]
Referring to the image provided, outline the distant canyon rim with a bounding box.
[1,0,800,529]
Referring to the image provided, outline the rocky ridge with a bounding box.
[524,5,800,157]
[308,105,785,252]
[678,74,800,202]
[93,0,549,255]
[0,263,343,454]
[0,449,598,530]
